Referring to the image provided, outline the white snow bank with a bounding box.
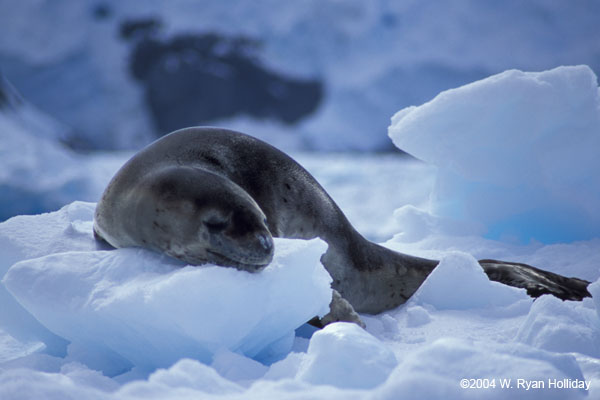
[263,322,398,390]
[0,206,598,398]
[121,358,244,397]
[410,252,529,310]
[380,338,588,400]
[296,322,397,389]
[1,202,332,373]
[1,145,599,399]
[516,295,600,358]
[389,65,600,244]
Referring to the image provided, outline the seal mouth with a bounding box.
[206,249,270,272]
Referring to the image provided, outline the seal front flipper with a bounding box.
[479,259,591,301]
[93,227,116,250]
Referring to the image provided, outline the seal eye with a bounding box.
[203,218,228,232]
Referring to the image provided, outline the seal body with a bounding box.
[95,127,590,315]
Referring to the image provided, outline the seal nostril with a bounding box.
[258,233,273,252]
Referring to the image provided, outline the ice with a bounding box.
[1,156,599,399]
[589,280,600,321]
[2,62,600,398]
[210,350,269,385]
[389,65,600,243]
[404,305,431,328]
[296,322,397,389]
[516,295,600,358]
[409,252,529,310]
[379,338,587,400]
[0,328,44,364]
[0,202,100,357]
[1,203,332,375]
[120,359,243,397]
[1,203,599,398]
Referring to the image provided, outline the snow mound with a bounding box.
[120,358,243,397]
[1,202,332,373]
[516,295,600,358]
[410,252,529,310]
[296,322,397,389]
[381,338,587,400]
[389,65,600,243]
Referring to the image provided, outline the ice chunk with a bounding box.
[296,322,397,389]
[389,65,600,243]
[3,212,332,372]
[410,252,529,310]
[516,295,600,358]
[0,202,98,356]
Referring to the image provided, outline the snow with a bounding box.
[516,296,600,358]
[295,322,397,389]
[1,202,331,375]
[389,65,600,244]
[0,78,129,220]
[409,252,529,310]
[1,66,600,399]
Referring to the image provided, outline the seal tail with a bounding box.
[321,230,591,315]
[479,259,591,301]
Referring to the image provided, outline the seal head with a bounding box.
[95,165,273,272]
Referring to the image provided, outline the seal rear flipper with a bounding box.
[479,259,591,301]
[309,290,366,329]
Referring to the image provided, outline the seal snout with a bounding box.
[258,233,273,253]
[249,232,274,266]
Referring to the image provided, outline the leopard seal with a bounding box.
[94,127,591,317]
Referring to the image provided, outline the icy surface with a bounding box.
[1,203,331,374]
[389,65,600,243]
[1,199,599,399]
[409,252,529,310]
[296,322,397,389]
[1,66,600,398]
[516,296,600,358]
